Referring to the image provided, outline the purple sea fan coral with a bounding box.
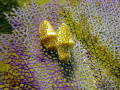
[0,1,76,90]
[0,0,120,90]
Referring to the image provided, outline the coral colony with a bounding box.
[0,0,120,90]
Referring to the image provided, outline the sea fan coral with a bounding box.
[0,0,120,90]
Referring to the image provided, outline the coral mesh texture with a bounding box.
[0,0,120,90]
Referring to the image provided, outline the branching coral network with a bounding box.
[0,0,120,90]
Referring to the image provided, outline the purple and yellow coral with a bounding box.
[0,0,120,90]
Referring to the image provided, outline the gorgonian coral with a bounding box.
[0,0,120,90]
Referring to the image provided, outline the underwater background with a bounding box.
[0,0,120,90]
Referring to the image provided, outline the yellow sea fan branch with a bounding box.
[58,7,120,82]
